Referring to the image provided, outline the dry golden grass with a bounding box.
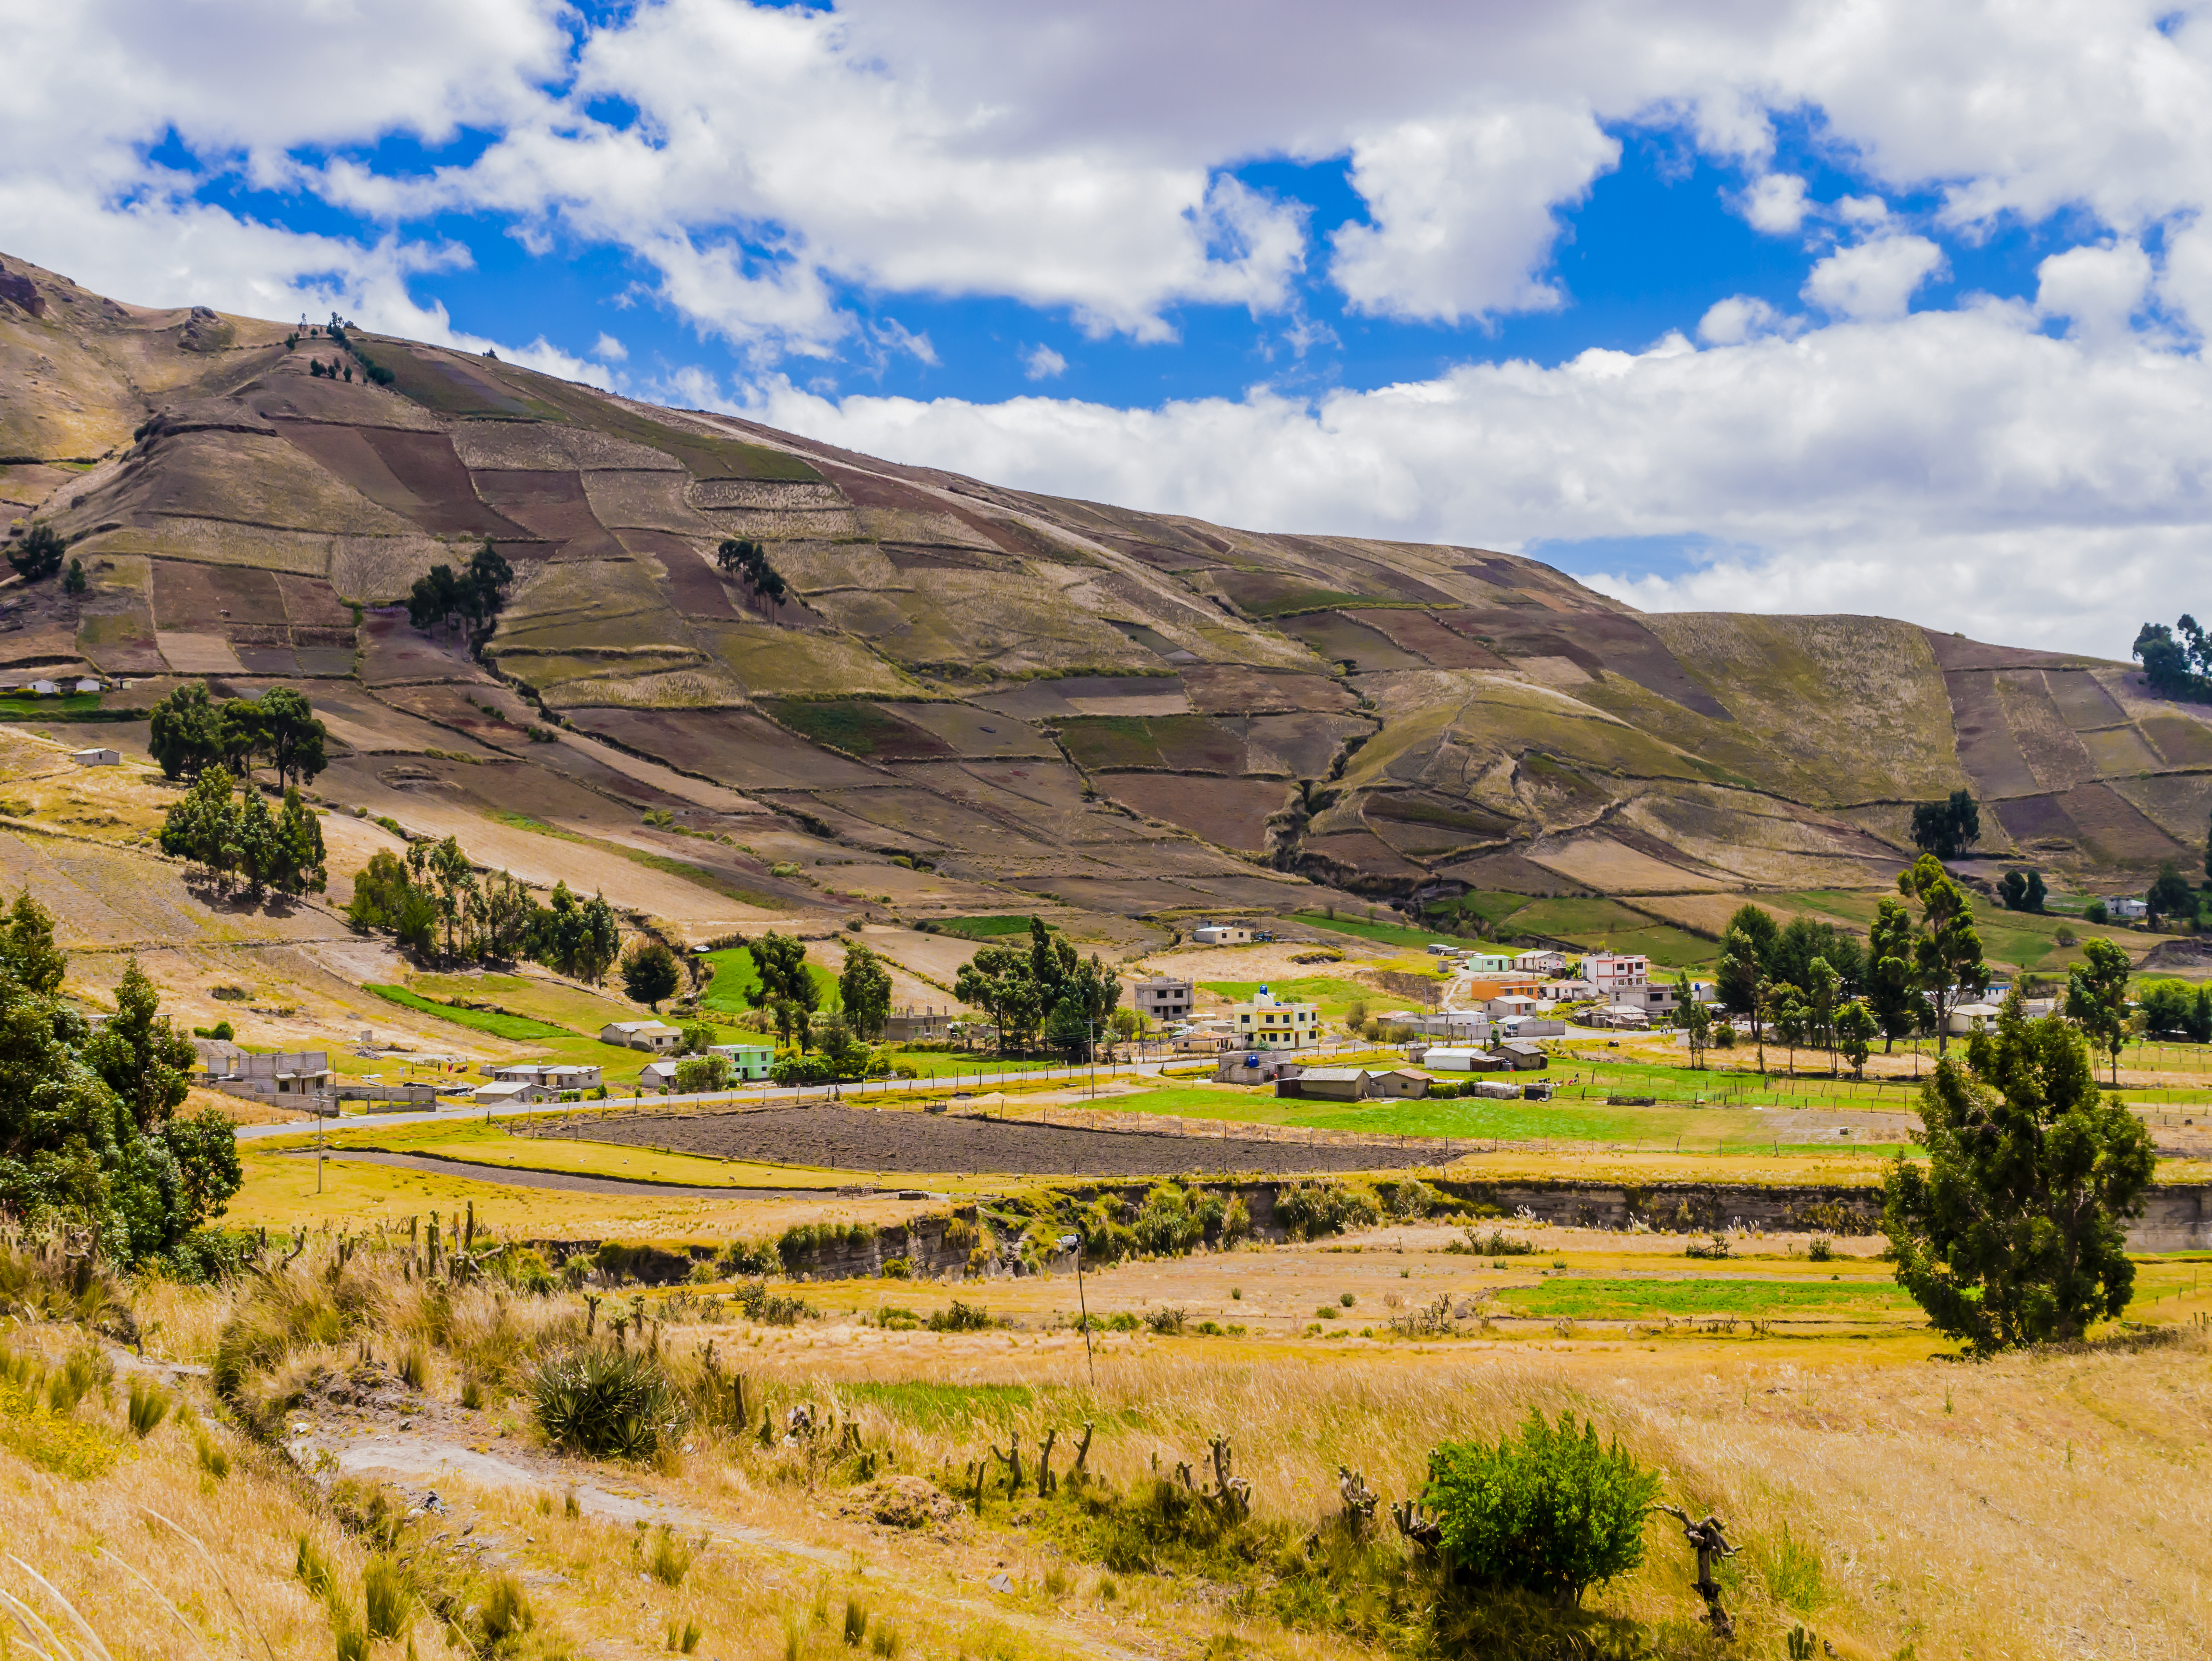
[52,1221,2207,1661]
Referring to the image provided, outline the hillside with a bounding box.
[3,250,2207,971]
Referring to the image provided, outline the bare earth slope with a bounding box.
[4,250,2205,936]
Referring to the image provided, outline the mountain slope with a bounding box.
[3,250,2205,937]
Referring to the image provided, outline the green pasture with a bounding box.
[364,985,571,1041]
[696,946,840,1015]
[408,973,633,1035]
[934,915,1045,940]
[1496,1276,1919,1321]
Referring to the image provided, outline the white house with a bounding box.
[1588,1005,1651,1029]
[1421,1046,1508,1072]
[69,747,118,767]
[1613,980,1715,1016]
[1582,953,1651,997]
[1485,993,1542,1020]
[1193,923,1253,947]
[73,678,100,695]
[490,1062,603,1092]
[599,1019,682,1052]
[29,680,57,696]
[472,1078,551,1107]
[1230,986,1319,1049]
[1514,949,1570,976]
[1947,1001,2005,1037]
[2107,898,2149,920]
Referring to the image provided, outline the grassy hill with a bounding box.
[3,249,2206,966]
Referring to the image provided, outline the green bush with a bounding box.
[364,1554,408,1641]
[1423,1411,1659,1607]
[1274,1179,1382,1241]
[735,1281,815,1326]
[530,1347,681,1460]
[926,1300,995,1331]
[1132,1183,1206,1255]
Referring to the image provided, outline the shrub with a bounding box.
[1145,1307,1186,1334]
[645,1524,694,1586]
[1423,1411,1660,1608]
[126,1375,170,1437]
[1132,1184,1205,1256]
[735,1281,815,1326]
[1451,1228,1534,1256]
[1274,1179,1382,1241]
[364,1555,408,1641]
[530,1347,681,1460]
[927,1300,995,1331]
[1807,1237,1834,1263]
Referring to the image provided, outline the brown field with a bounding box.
[1100,772,1291,853]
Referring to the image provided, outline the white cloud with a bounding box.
[2036,240,2154,342]
[1803,235,1947,320]
[592,333,628,362]
[1329,104,1620,322]
[1697,295,1786,345]
[1835,194,1890,224]
[1023,344,1068,380]
[1741,173,1809,234]
[749,300,2212,658]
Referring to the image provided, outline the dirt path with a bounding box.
[286,1373,1157,1661]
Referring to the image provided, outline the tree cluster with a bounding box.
[619,940,682,1011]
[2133,614,2212,700]
[1884,989,2153,1349]
[322,313,396,386]
[1996,868,2046,912]
[408,540,514,636]
[158,772,327,896]
[953,917,1122,1060]
[1717,857,1985,1072]
[0,892,241,1264]
[1910,789,1980,860]
[7,521,67,580]
[148,681,329,788]
[2146,859,2199,928]
[716,538,788,607]
[731,930,820,1050]
[347,841,619,980]
[2136,976,2212,1042]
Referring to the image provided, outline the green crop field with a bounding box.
[408,973,632,1035]
[1496,1275,1919,1321]
[363,984,572,1041]
[935,915,1045,940]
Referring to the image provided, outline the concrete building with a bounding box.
[1231,986,1320,1048]
[1485,993,1542,1020]
[1421,1046,1508,1072]
[74,678,101,695]
[1496,1039,1550,1070]
[1498,1016,1566,1039]
[1274,1066,1369,1101]
[600,1019,682,1052]
[1368,1067,1432,1099]
[1405,1009,1490,1041]
[708,1042,777,1080]
[199,1045,334,1107]
[1192,923,1253,946]
[2108,898,2149,920]
[1514,949,1571,976]
[1588,1005,1651,1029]
[1948,1001,2005,1037]
[490,1062,603,1092]
[69,747,118,766]
[1610,980,1715,1017]
[1217,1052,1303,1085]
[883,1006,952,1043]
[472,1079,551,1107]
[1582,953,1651,998]
[1542,977,1599,1002]
[1131,975,1196,1023]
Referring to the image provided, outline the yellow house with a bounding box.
[1231,986,1320,1050]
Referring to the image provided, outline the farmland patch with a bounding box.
[1278,612,1431,672]
[759,699,956,760]
[1180,664,1360,715]
[1055,713,1245,773]
[1099,772,1288,853]
[1343,608,1510,668]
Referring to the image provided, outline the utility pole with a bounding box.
[1060,1234,1095,1387]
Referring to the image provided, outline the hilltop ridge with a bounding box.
[1,250,2205,949]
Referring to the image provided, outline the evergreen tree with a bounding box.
[0,889,66,995]
[1836,999,1879,1077]
[83,957,196,1128]
[62,557,84,595]
[256,687,329,787]
[1910,790,1981,860]
[1866,896,1921,1052]
[620,940,681,1011]
[1883,991,2154,1349]
[7,521,66,580]
[159,768,242,878]
[838,941,893,1040]
[1901,854,1987,1055]
[1675,972,1711,1069]
[147,681,224,780]
[2066,937,2133,1085]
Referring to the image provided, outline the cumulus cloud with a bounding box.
[593,333,628,361]
[1329,104,1620,322]
[1697,295,1787,344]
[1740,173,1810,234]
[2036,240,2154,342]
[1023,344,1068,380]
[1803,235,1947,320]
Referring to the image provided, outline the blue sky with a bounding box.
[8,0,2212,655]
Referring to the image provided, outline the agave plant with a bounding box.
[530,1346,681,1460]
